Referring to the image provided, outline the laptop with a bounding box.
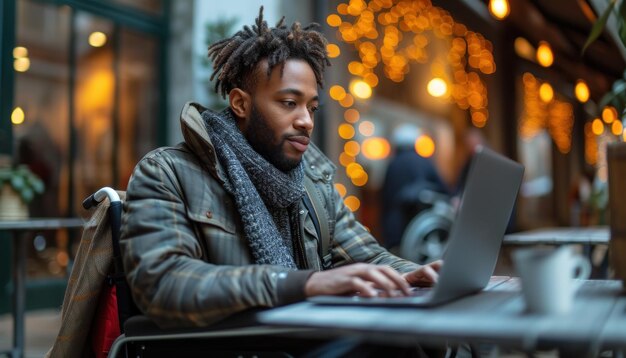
[310,145,524,307]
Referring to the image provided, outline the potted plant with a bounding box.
[0,156,45,219]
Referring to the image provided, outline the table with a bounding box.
[503,226,609,245]
[259,278,625,355]
[0,218,84,358]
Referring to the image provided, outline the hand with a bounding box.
[402,260,443,287]
[304,263,411,298]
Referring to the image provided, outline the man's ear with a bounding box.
[229,88,251,120]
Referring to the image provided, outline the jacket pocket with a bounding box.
[186,209,236,234]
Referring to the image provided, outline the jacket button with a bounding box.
[205,211,213,218]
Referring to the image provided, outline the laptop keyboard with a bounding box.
[409,287,433,297]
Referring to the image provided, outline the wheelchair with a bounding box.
[50,187,325,358]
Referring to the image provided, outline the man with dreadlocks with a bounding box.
[121,7,441,329]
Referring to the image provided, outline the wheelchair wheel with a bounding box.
[399,201,454,264]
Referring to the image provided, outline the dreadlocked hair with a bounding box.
[207,6,331,99]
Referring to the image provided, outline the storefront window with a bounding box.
[9,0,162,281]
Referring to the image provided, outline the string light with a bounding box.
[536,41,553,67]
[575,80,590,103]
[488,0,510,20]
[415,135,435,158]
[427,77,448,97]
[361,137,390,160]
[602,106,617,124]
[539,82,554,103]
[11,107,25,125]
[88,31,107,47]
[592,118,604,135]
[350,79,373,99]
[612,120,623,136]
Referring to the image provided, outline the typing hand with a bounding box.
[402,260,443,287]
[304,263,411,298]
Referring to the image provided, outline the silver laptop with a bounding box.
[310,145,524,307]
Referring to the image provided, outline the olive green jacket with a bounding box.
[120,102,419,328]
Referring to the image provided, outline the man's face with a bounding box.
[240,59,319,172]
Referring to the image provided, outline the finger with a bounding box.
[358,267,402,294]
[429,260,443,271]
[418,265,439,285]
[349,277,379,297]
[377,266,411,295]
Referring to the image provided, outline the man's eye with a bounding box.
[282,101,296,108]
[310,106,319,113]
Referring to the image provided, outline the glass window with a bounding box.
[73,12,115,206]
[14,0,72,277]
[118,27,160,188]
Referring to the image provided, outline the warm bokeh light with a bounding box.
[346,162,365,178]
[427,77,447,97]
[358,120,375,136]
[326,44,341,58]
[339,93,355,107]
[539,82,554,103]
[575,80,590,103]
[329,85,347,101]
[536,41,553,67]
[88,31,107,47]
[326,14,342,27]
[488,0,510,20]
[352,171,369,186]
[350,79,372,99]
[612,120,623,135]
[361,137,391,160]
[592,118,604,135]
[338,123,356,139]
[623,129,626,142]
[335,183,347,198]
[11,107,25,125]
[344,195,361,212]
[471,111,488,128]
[602,106,617,124]
[514,37,535,61]
[13,46,28,58]
[339,152,356,166]
[348,61,365,75]
[363,73,379,87]
[415,135,435,158]
[13,57,30,72]
[344,140,360,156]
[344,108,360,123]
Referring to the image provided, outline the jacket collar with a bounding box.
[179,101,336,182]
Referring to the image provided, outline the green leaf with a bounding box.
[599,80,626,108]
[20,187,33,203]
[31,178,44,194]
[582,0,617,55]
[10,175,25,190]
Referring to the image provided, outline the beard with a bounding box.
[244,104,302,172]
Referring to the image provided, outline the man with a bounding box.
[121,7,441,329]
[381,123,450,251]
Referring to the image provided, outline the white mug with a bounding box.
[512,246,591,315]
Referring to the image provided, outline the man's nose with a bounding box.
[294,107,314,132]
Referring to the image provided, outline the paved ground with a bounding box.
[0,309,60,358]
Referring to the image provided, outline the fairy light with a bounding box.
[536,41,553,67]
[575,80,590,103]
[488,0,510,20]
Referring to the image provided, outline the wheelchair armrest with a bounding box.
[123,309,267,337]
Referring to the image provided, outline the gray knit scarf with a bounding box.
[202,108,305,269]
